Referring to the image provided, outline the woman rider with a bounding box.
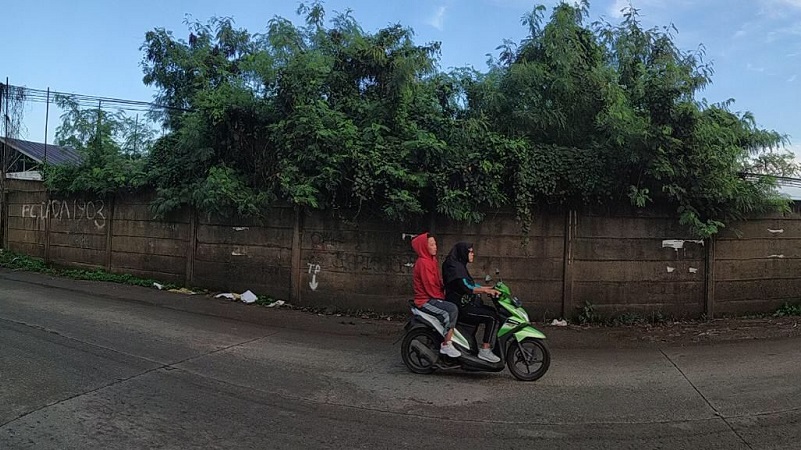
[442,242,501,363]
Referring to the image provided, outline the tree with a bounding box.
[48,1,795,238]
[43,95,150,194]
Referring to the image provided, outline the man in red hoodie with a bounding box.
[411,232,461,358]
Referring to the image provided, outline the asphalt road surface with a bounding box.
[1,270,799,449]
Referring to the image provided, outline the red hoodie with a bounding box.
[411,233,445,307]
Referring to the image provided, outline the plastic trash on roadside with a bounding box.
[215,291,259,304]
[168,287,197,295]
[266,300,285,308]
[153,282,164,290]
[551,318,568,327]
[241,290,258,304]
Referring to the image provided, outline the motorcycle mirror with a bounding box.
[484,274,492,282]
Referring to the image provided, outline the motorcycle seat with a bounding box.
[410,307,447,337]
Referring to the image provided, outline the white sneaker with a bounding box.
[440,341,461,358]
[478,348,500,363]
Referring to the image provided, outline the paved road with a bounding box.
[1,270,799,449]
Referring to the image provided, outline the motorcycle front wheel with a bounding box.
[401,328,441,374]
[506,338,550,381]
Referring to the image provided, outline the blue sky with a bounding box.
[3,0,800,157]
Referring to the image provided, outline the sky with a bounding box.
[2,0,800,158]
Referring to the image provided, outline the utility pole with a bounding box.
[44,87,50,166]
[1,79,7,249]
[1,80,5,181]
[96,100,102,154]
[2,79,7,179]
[133,114,139,155]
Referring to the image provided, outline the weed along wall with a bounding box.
[4,180,801,319]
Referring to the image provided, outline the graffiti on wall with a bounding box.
[331,252,415,274]
[308,263,321,290]
[310,230,419,253]
[21,199,107,230]
[310,231,346,251]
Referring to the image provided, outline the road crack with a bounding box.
[660,349,754,450]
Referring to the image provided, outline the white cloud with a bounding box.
[789,74,798,82]
[608,0,629,18]
[767,23,801,43]
[747,63,766,72]
[605,0,691,21]
[760,0,801,17]
[487,0,565,10]
[427,6,447,30]
[732,21,759,39]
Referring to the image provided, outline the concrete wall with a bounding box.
[111,192,190,284]
[437,211,566,321]
[4,180,46,258]
[571,209,706,318]
[714,205,801,315]
[3,182,801,318]
[192,206,295,300]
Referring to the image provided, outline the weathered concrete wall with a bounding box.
[47,196,110,270]
[299,213,427,312]
[111,192,190,284]
[4,182,801,318]
[571,209,706,318]
[5,181,47,258]
[192,206,295,300]
[437,211,565,321]
[715,205,801,315]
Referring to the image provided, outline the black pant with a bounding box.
[459,304,499,348]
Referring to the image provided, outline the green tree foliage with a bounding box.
[44,95,151,194]
[49,1,796,236]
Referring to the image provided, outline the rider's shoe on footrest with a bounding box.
[478,348,500,363]
[440,342,461,358]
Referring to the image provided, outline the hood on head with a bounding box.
[447,241,472,264]
[411,232,432,258]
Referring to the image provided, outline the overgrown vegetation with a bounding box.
[0,250,172,288]
[577,300,668,326]
[43,94,151,194]
[41,1,797,237]
[774,302,801,317]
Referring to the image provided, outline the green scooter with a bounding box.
[401,275,550,381]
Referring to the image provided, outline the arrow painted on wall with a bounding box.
[308,264,321,291]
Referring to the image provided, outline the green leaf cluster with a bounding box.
[43,94,151,194]
[46,2,796,236]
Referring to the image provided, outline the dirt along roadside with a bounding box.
[1,266,799,349]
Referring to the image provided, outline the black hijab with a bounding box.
[442,241,473,285]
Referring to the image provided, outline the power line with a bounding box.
[7,84,191,113]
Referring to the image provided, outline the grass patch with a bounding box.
[0,249,178,289]
[576,300,670,326]
[774,302,801,317]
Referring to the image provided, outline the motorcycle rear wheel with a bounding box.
[506,338,550,381]
[401,328,441,374]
